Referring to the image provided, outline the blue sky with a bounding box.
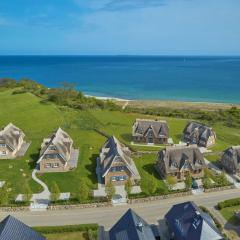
[0,0,240,55]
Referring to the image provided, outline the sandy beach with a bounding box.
[86,94,239,111]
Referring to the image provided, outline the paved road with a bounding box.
[1,188,240,230]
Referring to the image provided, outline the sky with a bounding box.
[0,0,240,55]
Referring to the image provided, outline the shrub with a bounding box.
[217,198,240,210]
[12,89,27,95]
[33,224,98,234]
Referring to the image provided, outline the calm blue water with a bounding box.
[0,56,240,103]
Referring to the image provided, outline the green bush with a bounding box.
[33,224,98,234]
[129,188,189,199]
[12,89,27,95]
[217,198,240,210]
[49,197,107,206]
[0,200,30,207]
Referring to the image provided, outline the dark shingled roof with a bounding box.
[0,215,46,240]
[165,201,224,240]
[132,119,169,138]
[221,145,240,170]
[109,209,156,240]
[182,122,215,146]
[157,145,206,174]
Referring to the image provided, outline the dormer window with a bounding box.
[49,145,56,150]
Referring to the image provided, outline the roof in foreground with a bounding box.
[109,208,156,240]
[0,215,46,240]
[165,201,224,240]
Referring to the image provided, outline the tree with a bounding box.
[105,182,115,200]
[184,173,192,190]
[76,179,89,202]
[203,177,212,189]
[204,168,212,178]
[217,172,228,186]
[166,175,177,191]
[50,181,60,202]
[125,179,132,196]
[0,183,9,205]
[146,175,157,195]
[22,182,33,202]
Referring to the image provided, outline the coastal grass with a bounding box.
[0,89,240,197]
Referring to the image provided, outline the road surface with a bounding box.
[1,188,240,230]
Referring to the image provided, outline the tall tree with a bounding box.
[125,179,132,196]
[166,175,177,191]
[0,183,9,205]
[147,175,157,195]
[184,173,193,190]
[76,179,89,202]
[22,182,33,202]
[50,181,60,202]
[105,182,115,201]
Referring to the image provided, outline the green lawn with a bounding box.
[220,205,240,225]
[44,232,87,240]
[0,89,240,198]
[133,153,168,194]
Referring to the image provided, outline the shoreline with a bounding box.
[85,94,239,110]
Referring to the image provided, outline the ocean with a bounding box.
[0,56,240,103]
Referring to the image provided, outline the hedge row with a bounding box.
[217,198,240,210]
[33,224,98,234]
[49,197,107,206]
[0,200,30,207]
[128,188,189,199]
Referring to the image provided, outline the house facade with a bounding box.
[182,122,216,147]
[37,127,79,172]
[99,136,140,186]
[132,119,169,144]
[0,123,25,159]
[165,201,224,240]
[156,145,206,181]
[221,146,240,174]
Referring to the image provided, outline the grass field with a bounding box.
[0,89,240,197]
[220,205,240,225]
[44,232,87,240]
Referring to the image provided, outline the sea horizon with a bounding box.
[0,55,240,104]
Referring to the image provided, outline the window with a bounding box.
[110,176,127,182]
[111,166,125,172]
[45,163,51,168]
[53,163,59,168]
[0,143,6,147]
[48,145,56,150]
[111,176,117,182]
[46,154,58,159]
[0,151,6,156]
